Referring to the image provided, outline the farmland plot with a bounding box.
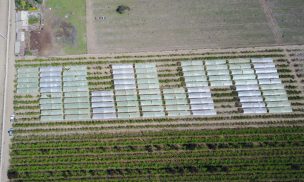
[8,127,304,180]
[15,57,296,121]
[87,0,275,53]
[9,47,304,180]
[34,0,87,56]
[13,47,304,123]
[268,0,304,44]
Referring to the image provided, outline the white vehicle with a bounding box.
[10,114,15,122]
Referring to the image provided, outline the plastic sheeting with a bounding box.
[181,60,203,66]
[192,110,216,116]
[40,66,62,72]
[93,113,116,120]
[205,60,226,65]
[243,108,267,114]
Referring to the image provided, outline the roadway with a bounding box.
[0,0,15,181]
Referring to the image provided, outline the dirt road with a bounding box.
[0,0,15,181]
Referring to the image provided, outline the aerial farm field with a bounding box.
[86,0,276,54]
[37,0,304,55]
[268,0,304,44]
[7,46,304,180]
[31,0,87,56]
[6,0,304,181]
[46,0,87,54]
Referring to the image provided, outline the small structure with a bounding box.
[15,11,29,56]
[16,11,29,31]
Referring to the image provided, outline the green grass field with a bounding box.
[46,0,87,54]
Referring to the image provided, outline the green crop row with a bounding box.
[8,126,304,180]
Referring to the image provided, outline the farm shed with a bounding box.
[187,87,210,93]
[230,69,254,75]
[183,70,205,76]
[189,98,214,104]
[241,102,266,108]
[181,60,203,66]
[113,73,135,79]
[239,96,264,102]
[190,104,215,110]
[16,11,29,30]
[235,85,259,91]
[268,107,292,113]
[233,74,256,80]
[258,78,281,85]
[206,70,230,76]
[228,59,250,64]
[257,73,279,79]
[208,75,231,81]
[206,64,228,70]
[266,101,291,107]
[251,58,273,63]
[234,79,258,85]
[243,108,267,114]
[229,64,251,70]
[209,80,232,87]
[188,92,212,98]
[253,63,276,69]
[238,90,262,97]
[192,110,216,116]
[205,59,226,65]
[262,90,286,96]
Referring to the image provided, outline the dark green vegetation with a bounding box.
[15,0,42,10]
[8,127,304,181]
[116,5,130,14]
[28,15,40,25]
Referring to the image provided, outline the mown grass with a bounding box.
[46,0,87,55]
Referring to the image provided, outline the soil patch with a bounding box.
[29,5,79,56]
[30,26,52,55]
[55,21,77,45]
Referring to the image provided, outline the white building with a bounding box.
[16,11,29,31]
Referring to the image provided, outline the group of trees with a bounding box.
[15,0,43,10]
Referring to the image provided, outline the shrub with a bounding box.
[28,15,39,25]
[116,5,130,14]
[7,169,18,179]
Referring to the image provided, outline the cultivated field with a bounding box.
[7,46,304,180]
[87,0,275,54]
[37,0,304,55]
[268,0,304,44]
[8,127,304,181]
